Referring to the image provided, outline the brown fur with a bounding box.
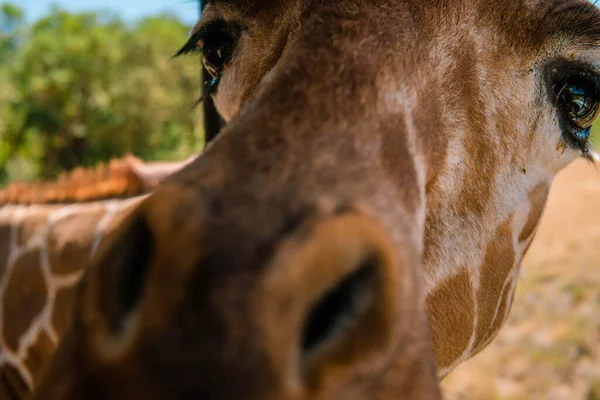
[483,276,515,347]
[51,287,78,341]
[0,218,11,280]
[16,210,51,247]
[0,197,144,396]
[518,182,550,243]
[0,155,194,205]
[474,217,516,350]
[0,364,29,400]
[2,250,47,353]
[426,269,475,369]
[23,331,55,388]
[46,207,106,275]
[5,0,600,398]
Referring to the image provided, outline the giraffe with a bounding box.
[0,196,146,399]
[0,154,196,205]
[23,0,600,398]
[0,156,195,398]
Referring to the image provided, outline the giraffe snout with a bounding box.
[34,184,428,399]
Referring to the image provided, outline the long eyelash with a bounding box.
[561,130,595,161]
[175,30,221,110]
[567,128,597,162]
[581,139,597,162]
[173,30,204,59]
[189,76,220,111]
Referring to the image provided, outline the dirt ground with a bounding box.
[442,159,600,399]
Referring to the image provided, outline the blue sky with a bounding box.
[17,0,600,25]
[19,0,199,25]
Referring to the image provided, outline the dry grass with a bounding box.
[442,159,600,400]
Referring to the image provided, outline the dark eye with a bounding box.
[174,21,239,86]
[201,27,236,80]
[555,76,600,141]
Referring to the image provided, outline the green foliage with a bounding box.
[0,3,204,184]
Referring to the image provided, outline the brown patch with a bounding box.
[51,286,77,337]
[23,330,56,387]
[474,216,515,349]
[18,209,52,247]
[471,276,515,357]
[0,364,30,398]
[47,207,106,275]
[0,213,12,282]
[2,249,48,353]
[518,182,549,242]
[426,269,474,369]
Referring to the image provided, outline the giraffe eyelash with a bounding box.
[579,140,596,162]
[173,28,207,59]
[558,130,596,162]
[189,76,221,111]
[175,21,238,109]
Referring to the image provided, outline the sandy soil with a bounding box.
[442,159,600,399]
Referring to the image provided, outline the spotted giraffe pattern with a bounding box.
[0,197,144,396]
[425,178,551,376]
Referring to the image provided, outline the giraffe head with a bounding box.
[35,0,600,397]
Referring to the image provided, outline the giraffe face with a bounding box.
[186,0,600,372]
[33,0,600,397]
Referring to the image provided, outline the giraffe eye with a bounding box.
[555,75,600,142]
[174,20,239,87]
[201,28,235,80]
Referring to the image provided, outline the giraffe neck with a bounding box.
[0,196,145,396]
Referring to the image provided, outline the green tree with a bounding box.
[0,2,25,181]
[0,2,24,55]
[0,6,203,184]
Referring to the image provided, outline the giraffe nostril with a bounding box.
[301,256,377,356]
[114,215,154,327]
[96,212,155,334]
[269,212,403,393]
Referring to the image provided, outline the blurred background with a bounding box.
[0,1,203,186]
[1,1,599,399]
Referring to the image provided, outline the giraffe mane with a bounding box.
[0,155,195,205]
